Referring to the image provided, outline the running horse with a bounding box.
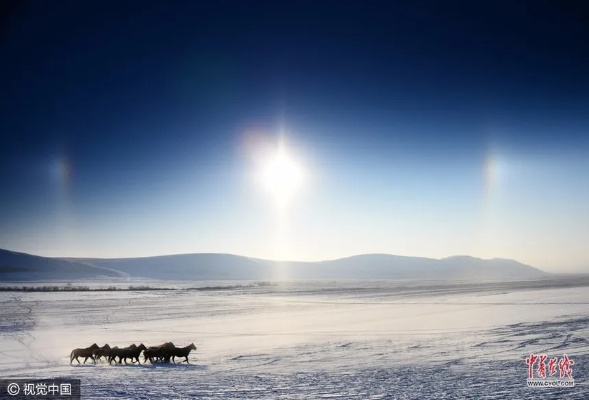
[109,343,146,365]
[143,342,176,363]
[92,344,111,362]
[170,343,197,363]
[70,343,99,364]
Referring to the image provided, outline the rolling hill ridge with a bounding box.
[0,249,546,281]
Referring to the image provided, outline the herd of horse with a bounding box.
[69,342,197,365]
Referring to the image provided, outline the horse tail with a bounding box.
[70,350,75,362]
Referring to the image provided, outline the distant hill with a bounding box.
[0,248,546,281]
[0,249,126,281]
[75,253,545,281]
[75,253,271,281]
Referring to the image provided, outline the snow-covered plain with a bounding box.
[1,279,588,399]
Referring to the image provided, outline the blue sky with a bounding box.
[1,1,588,271]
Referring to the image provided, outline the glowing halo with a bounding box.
[258,143,304,209]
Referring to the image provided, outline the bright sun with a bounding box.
[260,146,304,207]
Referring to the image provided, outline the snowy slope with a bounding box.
[1,278,587,398]
[0,248,125,281]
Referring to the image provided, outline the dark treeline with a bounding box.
[0,285,174,292]
[0,283,275,292]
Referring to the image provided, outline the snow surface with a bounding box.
[1,279,588,399]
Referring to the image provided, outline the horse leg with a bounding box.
[76,356,80,364]
[185,356,189,363]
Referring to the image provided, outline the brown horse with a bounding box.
[170,343,197,363]
[143,342,175,363]
[106,346,119,364]
[108,344,134,365]
[109,343,146,365]
[92,344,111,362]
[70,343,99,364]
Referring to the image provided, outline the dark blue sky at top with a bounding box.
[1,1,588,262]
